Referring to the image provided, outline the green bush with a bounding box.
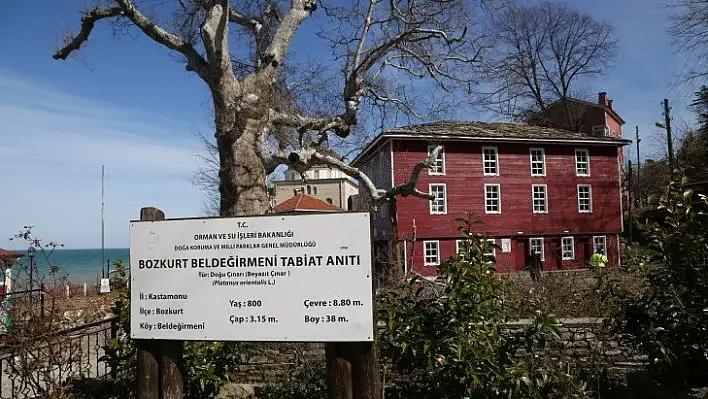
[609,173,708,388]
[377,213,589,398]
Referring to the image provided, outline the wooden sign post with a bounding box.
[325,195,381,399]
[137,207,184,399]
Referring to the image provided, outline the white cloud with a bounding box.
[0,71,209,249]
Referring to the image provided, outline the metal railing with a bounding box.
[0,316,117,398]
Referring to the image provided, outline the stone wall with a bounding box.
[231,343,325,384]
[230,318,646,387]
[508,318,646,378]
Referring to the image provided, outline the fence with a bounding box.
[0,316,117,398]
[43,283,99,299]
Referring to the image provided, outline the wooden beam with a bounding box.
[136,207,184,399]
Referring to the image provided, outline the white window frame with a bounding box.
[484,238,496,257]
[427,145,445,175]
[577,184,593,213]
[561,237,575,260]
[482,146,499,176]
[532,184,548,213]
[429,184,447,215]
[593,236,607,256]
[575,148,590,177]
[423,240,440,266]
[529,237,545,261]
[529,148,546,176]
[484,184,501,214]
[455,239,470,259]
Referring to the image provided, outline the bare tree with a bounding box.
[669,0,708,82]
[55,0,483,217]
[477,0,618,123]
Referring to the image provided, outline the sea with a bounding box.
[12,248,130,285]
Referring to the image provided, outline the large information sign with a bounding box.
[129,212,373,342]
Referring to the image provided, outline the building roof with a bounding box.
[548,97,626,125]
[352,120,632,166]
[0,249,24,261]
[273,194,344,214]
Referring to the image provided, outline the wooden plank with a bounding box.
[136,207,184,399]
[325,342,353,399]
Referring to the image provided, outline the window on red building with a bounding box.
[578,184,593,213]
[532,184,548,213]
[482,147,499,176]
[575,149,590,176]
[484,238,496,257]
[530,148,546,176]
[427,145,445,175]
[593,236,607,255]
[530,237,545,261]
[424,241,440,265]
[561,237,575,260]
[484,184,501,214]
[429,184,447,214]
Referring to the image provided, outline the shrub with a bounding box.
[609,173,708,388]
[377,213,589,398]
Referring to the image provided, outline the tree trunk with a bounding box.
[215,108,270,217]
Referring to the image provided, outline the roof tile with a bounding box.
[387,120,629,142]
[274,194,343,213]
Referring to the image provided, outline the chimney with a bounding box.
[608,100,613,110]
[598,92,608,106]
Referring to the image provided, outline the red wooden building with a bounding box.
[352,95,630,275]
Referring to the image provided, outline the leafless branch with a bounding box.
[476,0,617,121]
[53,7,124,60]
[54,1,210,81]
[668,0,708,81]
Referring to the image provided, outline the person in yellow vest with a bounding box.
[589,250,608,269]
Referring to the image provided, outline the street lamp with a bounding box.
[27,246,36,293]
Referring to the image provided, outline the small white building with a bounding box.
[272,165,359,210]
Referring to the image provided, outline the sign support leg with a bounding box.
[351,196,382,399]
[325,342,354,399]
[137,207,184,399]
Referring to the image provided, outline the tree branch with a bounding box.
[267,109,351,137]
[268,143,441,205]
[53,7,124,60]
[228,7,263,34]
[260,0,315,79]
[54,2,210,82]
[116,0,210,81]
[312,146,442,204]
[201,0,238,86]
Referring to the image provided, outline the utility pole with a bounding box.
[663,99,674,169]
[627,160,633,242]
[627,159,634,244]
[635,126,641,207]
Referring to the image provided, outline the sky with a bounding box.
[0,0,702,249]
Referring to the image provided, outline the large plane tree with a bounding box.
[54,0,482,217]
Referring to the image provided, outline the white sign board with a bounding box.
[129,212,373,342]
[501,238,512,253]
[100,278,111,294]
